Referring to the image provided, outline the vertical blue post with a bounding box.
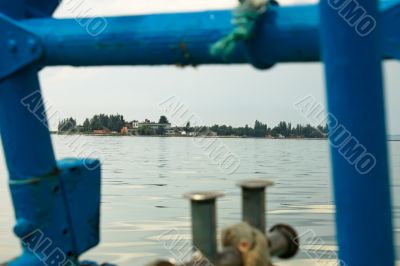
[320,0,395,265]
[0,0,56,177]
[0,0,56,181]
[0,68,57,180]
[0,2,59,265]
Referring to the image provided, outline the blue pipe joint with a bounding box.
[8,158,101,266]
[243,3,279,70]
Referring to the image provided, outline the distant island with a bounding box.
[56,114,328,139]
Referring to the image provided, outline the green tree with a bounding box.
[87,114,125,132]
[138,125,155,135]
[159,115,169,124]
[58,117,77,132]
[276,121,288,137]
[156,126,166,135]
[83,118,91,132]
[90,115,102,130]
[108,114,125,132]
[254,120,267,137]
[244,124,254,136]
[185,121,191,132]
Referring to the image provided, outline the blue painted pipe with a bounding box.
[20,4,320,68]
[321,0,395,265]
[0,68,57,179]
[0,1,56,180]
[0,0,398,265]
[16,0,400,69]
[0,2,75,265]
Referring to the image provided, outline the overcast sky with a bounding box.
[40,0,400,134]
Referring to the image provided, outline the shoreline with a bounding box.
[51,132,400,141]
[51,132,328,140]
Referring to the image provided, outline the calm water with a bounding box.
[0,136,399,265]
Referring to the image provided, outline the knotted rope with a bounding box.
[210,0,270,59]
[222,222,272,266]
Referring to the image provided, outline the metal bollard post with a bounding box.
[268,224,299,259]
[238,179,273,233]
[184,191,224,259]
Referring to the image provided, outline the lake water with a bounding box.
[0,136,399,265]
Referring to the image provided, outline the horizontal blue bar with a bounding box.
[20,4,320,68]
[16,0,399,68]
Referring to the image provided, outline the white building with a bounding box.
[125,119,172,135]
[137,119,171,131]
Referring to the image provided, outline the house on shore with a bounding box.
[124,119,173,135]
[93,129,112,134]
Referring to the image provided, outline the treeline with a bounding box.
[58,114,125,133]
[82,114,125,132]
[208,121,328,138]
[58,115,328,138]
[58,118,77,132]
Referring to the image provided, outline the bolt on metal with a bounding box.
[27,38,38,53]
[237,179,274,233]
[7,39,17,53]
[184,191,224,259]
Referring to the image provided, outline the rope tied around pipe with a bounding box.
[222,222,273,266]
[210,0,271,60]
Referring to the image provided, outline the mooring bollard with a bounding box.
[148,184,299,266]
[238,179,273,233]
[268,223,299,259]
[184,191,224,259]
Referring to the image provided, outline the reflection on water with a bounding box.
[0,136,399,265]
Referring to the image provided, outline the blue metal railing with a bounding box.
[0,0,397,265]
